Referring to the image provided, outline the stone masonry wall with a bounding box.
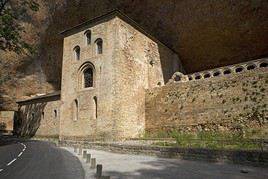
[145,68,268,135]
[0,111,15,133]
[109,17,183,139]
[60,13,183,140]
[17,96,61,137]
[60,16,115,140]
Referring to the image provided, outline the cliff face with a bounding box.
[0,0,268,110]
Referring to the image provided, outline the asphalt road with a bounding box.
[0,139,84,179]
[1,137,267,179]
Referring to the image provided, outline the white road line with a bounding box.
[18,152,23,157]
[7,158,17,166]
[0,169,3,172]
[3,142,27,169]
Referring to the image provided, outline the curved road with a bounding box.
[0,139,84,179]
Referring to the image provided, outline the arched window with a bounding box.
[73,99,78,121]
[188,76,193,81]
[74,46,80,60]
[54,110,57,119]
[95,38,103,54]
[204,73,211,78]
[213,71,221,77]
[78,62,95,90]
[85,30,91,45]
[93,96,97,119]
[42,112,44,120]
[84,68,93,88]
[195,75,201,80]
[223,69,231,75]
[259,62,268,68]
[174,75,181,82]
[246,64,256,70]
[235,67,244,73]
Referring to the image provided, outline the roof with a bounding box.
[16,91,60,104]
[60,10,176,53]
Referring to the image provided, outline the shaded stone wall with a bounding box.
[145,67,268,135]
[110,16,182,139]
[17,95,61,138]
[0,111,16,133]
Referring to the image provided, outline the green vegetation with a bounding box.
[147,130,265,151]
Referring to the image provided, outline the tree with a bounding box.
[0,0,39,54]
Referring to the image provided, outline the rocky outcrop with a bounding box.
[1,0,268,109]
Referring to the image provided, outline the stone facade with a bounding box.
[146,59,268,135]
[15,11,268,141]
[0,111,16,134]
[59,11,182,140]
[17,92,61,138]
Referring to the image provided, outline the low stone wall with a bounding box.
[145,67,268,135]
[59,140,268,167]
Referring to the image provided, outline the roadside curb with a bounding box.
[60,141,268,168]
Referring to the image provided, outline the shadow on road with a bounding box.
[103,158,268,179]
[0,135,20,146]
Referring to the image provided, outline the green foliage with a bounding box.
[151,130,262,150]
[0,0,39,54]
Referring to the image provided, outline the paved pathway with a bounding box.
[64,147,268,179]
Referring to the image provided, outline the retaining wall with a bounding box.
[145,59,268,135]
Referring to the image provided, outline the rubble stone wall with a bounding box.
[145,67,268,135]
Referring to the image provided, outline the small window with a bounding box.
[247,64,256,70]
[204,73,211,78]
[31,113,34,119]
[213,71,220,77]
[74,99,78,121]
[93,96,97,119]
[235,67,243,73]
[223,69,231,75]
[174,75,181,82]
[85,30,91,45]
[188,76,193,81]
[95,38,103,54]
[42,112,44,120]
[74,46,80,60]
[259,62,268,68]
[84,68,93,88]
[195,75,201,80]
[54,110,57,119]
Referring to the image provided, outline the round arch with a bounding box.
[84,30,91,45]
[77,62,96,89]
[95,38,103,54]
